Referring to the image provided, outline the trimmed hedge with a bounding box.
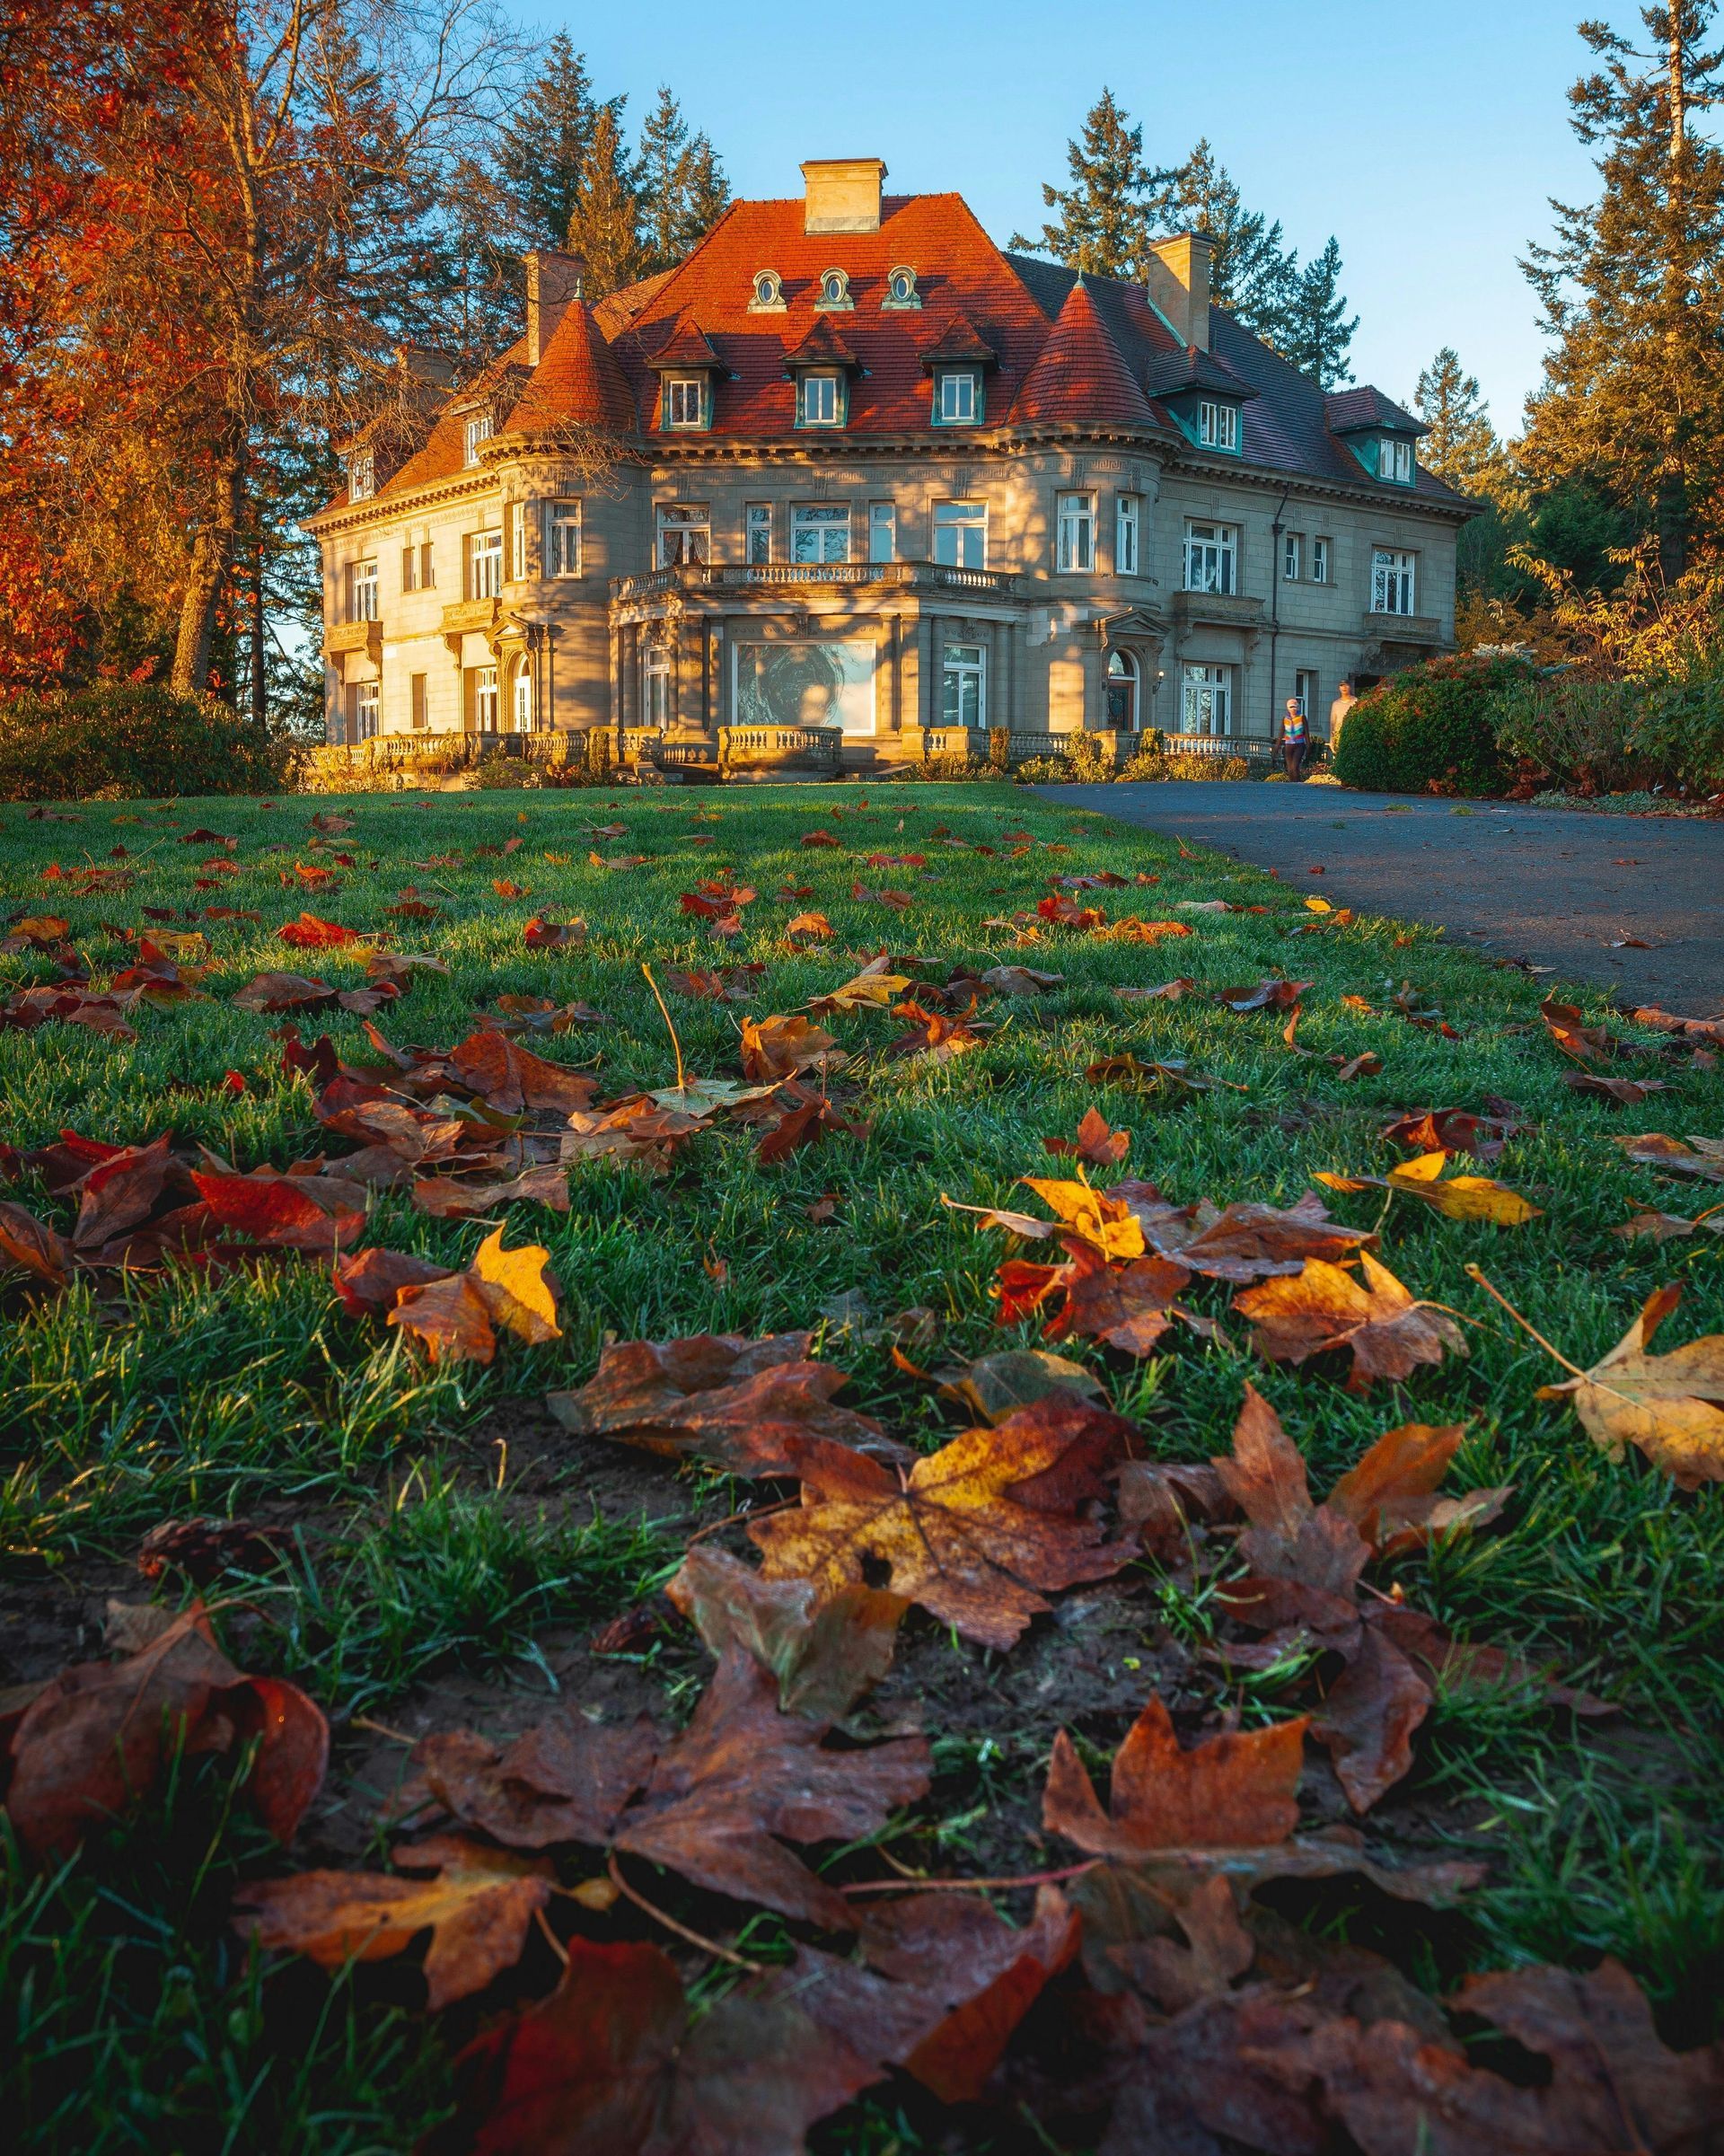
[1333,654,1536,796]
[0,685,293,801]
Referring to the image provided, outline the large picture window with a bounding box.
[941,642,985,726]
[1056,492,1094,572]
[933,501,986,569]
[1181,663,1232,735]
[656,504,709,568]
[791,505,849,564]
[1183,521,1237,595]
[1371,547,1417,614]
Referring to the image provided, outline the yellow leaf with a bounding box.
[1539,1284,1724,1489]
[1017,1176,1147,1259]
[1315,1153,1539,1227]
[469,1228,561,1347]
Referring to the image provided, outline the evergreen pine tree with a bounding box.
[1011,89,1174,277]
[1522,2,1724,579]
[491,35,610,251]
[1168,140,1299,348]
[566,105,646,297]
[675,133,732,254]
[636,90,732,270]
[1414,347,1507,492]
[637,86,689,270]
[1280,237,1358,387]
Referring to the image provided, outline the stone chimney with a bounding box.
[524,248,586,365]
[395,342,457,387]
[1144,232,1213,352]
[801,157,887,234]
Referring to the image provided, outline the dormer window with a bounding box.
[799,372,844,427]
[934,370,981,426]
[664,376,708,431]
[815,268,853,311]
[1378,436,1415,485]
[750,268,785,312]
[463,412,492,467]
[1197,400,1240,453]
[347,449,374,502]
[884,265,920,310]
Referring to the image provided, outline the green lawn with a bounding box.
[1,781,1720,2151]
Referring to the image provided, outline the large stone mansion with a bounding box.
[309,157,1474,770]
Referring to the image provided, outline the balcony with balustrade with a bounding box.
[610,558,1020,623]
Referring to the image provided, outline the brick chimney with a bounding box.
[1145,233,1213,352]
[524,249,586,365]
[395,342,457,387]
[801,157,887,234]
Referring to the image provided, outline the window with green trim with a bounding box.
[799,373,843,427]
[934,370,981,425]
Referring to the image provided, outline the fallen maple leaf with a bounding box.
[611,1649,930,1927]
[1380,1106,1520,1161]
[0,1199,75,1288]
[1234,1253,1466,1393]
[233,1835,551,2008]
[1315,1150,1541,1226]
[278,912,368,948]
[791,1887,1080,2104]
[1216,977,1313,1013]
[522,916,586,947]
[1540,995,1628,1065]
[189,1168,368,1253]
[1537,1282,1724,1488]
[388,1228,560,1366]
[784,911,833,941]
[434,1935,879,2156]
[752,1396,1137,1650]
[1043,1107,1130,1166]
[808,955,911,1015]
[1043,1695,1306,1856]
[1613,1131,1724,1184]
[739,1013,842,1083]
[548,1331,907,1473]
[666,1546,907,1720]
[1113,976,1198,1002]
[4,1604,325,1861]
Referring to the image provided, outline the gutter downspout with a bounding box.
[1267,488,1290,745]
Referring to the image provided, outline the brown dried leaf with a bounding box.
[1234,1254,1467,1393]
[1538,1283,1724,1488]
[1043,1696,1307,1857]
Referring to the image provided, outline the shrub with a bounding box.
[1490,677,1652,795]
[0,685,293,801]
[1118,750,1251,782]
[1332,653,1535,796]
[897,752,1007,783]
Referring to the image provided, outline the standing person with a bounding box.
[1280,694,1309,781]
[1328,679,1357,755]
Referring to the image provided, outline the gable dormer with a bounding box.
[784,313,860,429]
[647,318,726,433]
[919,312,998,427]
[1324,387,1425,487]
[1143,345,1259,456]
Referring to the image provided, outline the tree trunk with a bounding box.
[170,451,242,698]
[249,550,268,733]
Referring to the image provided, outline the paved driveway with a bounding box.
[1045,781,1723,1012]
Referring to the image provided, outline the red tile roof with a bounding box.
[603,191,1055,436]
[1010,277,1157,429]
[504,303,637,436]
[321,188,1476,515]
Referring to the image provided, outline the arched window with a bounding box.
[750,268,784,311]
[884,265,919,310]
[1105,649,1139,731]
[816,267,852,310]
[511,657,532,734]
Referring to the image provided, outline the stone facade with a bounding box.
[308,159,1474,773]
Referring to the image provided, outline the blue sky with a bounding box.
[513,0,1620,433]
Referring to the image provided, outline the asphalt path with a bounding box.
[1044,780,1723,1013]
